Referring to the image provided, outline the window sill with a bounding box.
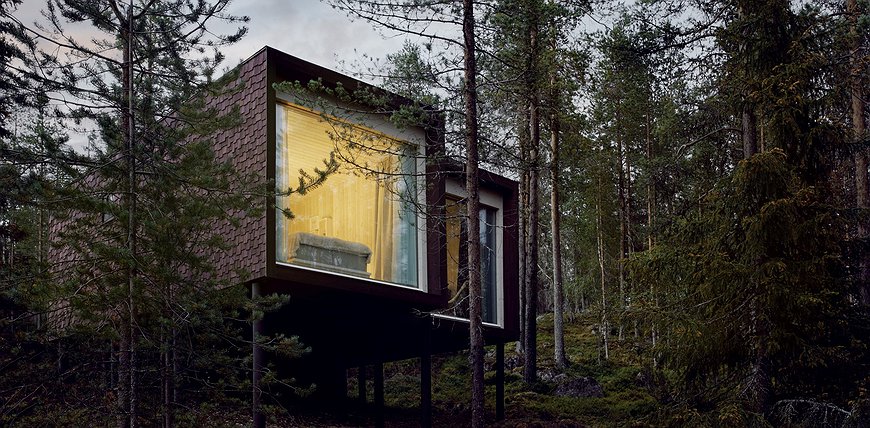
[275,260,426,293]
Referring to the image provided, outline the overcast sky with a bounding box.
[221,0,407,76]
[10,0,412,148]
[13,0,407,83]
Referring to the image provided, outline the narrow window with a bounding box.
[480,206,497,324]
[443,196,500,325]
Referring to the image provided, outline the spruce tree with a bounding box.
[625,0,870,422]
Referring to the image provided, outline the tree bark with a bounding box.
[517,109,529,354]
[462,1,485,426]
[646,110,657,363]
[739,3,758,158]
[742,107,758,157]
[848,0,869,304]
[118,3,137,427]
[596,175,609,361]
[645,112,654,250]
[523,3,540,384]
[616,104,627,314]
[849,0,866,147]
[524,99,540,382]
[550,98,567,370]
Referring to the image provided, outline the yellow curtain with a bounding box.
[277,102,406,284]
[445,198,462,297]
[372,156,397,280]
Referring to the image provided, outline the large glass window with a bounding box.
[442,196,500,325]
[275,102,419,287]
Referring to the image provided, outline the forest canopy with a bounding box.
[1,0,869,426]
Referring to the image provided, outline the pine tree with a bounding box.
[13,1,267,425]
[461,3,485,424]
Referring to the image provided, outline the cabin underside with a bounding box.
[252,279,515,426]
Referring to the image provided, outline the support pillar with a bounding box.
[420,321,432,428]
[496,342,505,421]
[252,282,265,428]
[374,361,385,428]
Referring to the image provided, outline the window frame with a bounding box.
[273,98,429,292]
[435,178,506,328]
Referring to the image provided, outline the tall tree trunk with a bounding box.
[524,108,540,383]
[462,1,484,426]
[625,151,633,256]
[523,4,541,384]
[616,104,628,342]
[118,4,137,427]
[136,33,174,428]
[596,175,609,361]
[550,103,567,370]
[623,143,634,342]
[646,110,657,363]
[645,112,654,251]
[848,0,869,304]
[739,3,758,158]
[517,109,529,354]
[616,103,627,313]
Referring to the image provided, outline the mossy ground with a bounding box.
[275,314,664,427]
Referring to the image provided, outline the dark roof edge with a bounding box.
[444,162,519,193]
[251,46,421,109]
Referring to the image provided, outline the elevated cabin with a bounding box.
[212,47,519,422]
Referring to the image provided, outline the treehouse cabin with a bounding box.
[212,47,519,424]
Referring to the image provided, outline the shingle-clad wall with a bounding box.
[208,49,268,283]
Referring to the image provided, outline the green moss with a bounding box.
[348,313,670,427]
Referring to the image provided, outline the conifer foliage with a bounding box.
[0,1,296,426]
[631,149,859,422]
[1,0,870,426]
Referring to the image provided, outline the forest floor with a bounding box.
[274,314,665,427]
